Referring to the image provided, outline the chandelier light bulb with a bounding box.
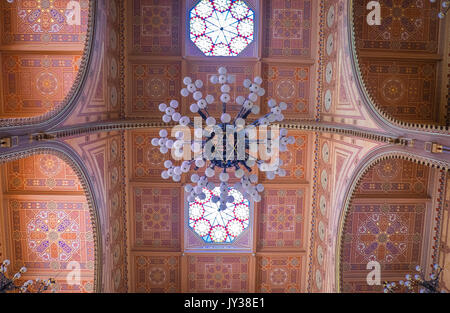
[183,77,192,85]
[195,79,204,88]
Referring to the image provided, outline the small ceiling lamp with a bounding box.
[1,259,56,293]
[384,264,447,293]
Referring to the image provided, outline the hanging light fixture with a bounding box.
[383,264,446,293]
[152,67,294,207]
[1,259,56,293]
[429,0,450,18]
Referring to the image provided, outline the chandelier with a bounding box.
[430,0,450,18]
[1,259,56,293]
[152,67,294,208]
[383,264,446,293]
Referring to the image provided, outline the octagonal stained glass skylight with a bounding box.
[188,187,250,243]
[189,0,255,56]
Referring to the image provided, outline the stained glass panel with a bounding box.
[188,187,250,243]
[189,0,255,56]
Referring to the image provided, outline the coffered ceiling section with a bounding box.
[352,0,447,125]
[0,154,95,292]
[125,0,319,120]
[341,159,437,293]
[0,0,90,119]
[127,128,313,292]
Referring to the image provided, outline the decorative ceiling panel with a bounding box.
[358,58,438,123]
[259,131,310,183]
[256,254,305,292]
[5,154,83,192]
[257,186,307,251]
[1,0,90,48]
[354,158,430,198]
[263,0,312,58]
[132,253,181,293]
[1,53,82,118]
[127,61,181,117]
[131,184,181,251]
[129,0,181,55]
[6,195,95,292]
[353,0,440,53]
[341,199,428,293]
[183,61,258,117]
[130,130,175,182]
[262,63,312,118]
[187,254,250,293]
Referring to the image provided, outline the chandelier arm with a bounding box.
[197,110,208,120]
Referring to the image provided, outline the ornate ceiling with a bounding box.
[352,0,448,125]
[0,0,90,119]
[0,154,95,292]
[0,0,449,294]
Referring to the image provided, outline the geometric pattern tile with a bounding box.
[184,61,258,116]
[130,0,181,55]
[1,0,90,47]
[187,255,250,293]
[130,130,171,182]
[355,158,429,197]
[6,154,83,192]
[262,63,311,118]
[263,0,312,58]
[359,58,438,123]
[257,255,303,292]
[257,187,305,250]
[353,0,440,53]
[132,185,180,250]
[128,62,181,116]
[260,132,309,183]
[134,254,180,293]
[1,53,82,117]
[9,196,95,274]
[341,200,427,293]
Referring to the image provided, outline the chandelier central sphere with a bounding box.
[152,67,294,209]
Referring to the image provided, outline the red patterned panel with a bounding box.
[263,0,312,57]
[132,185,180,250]
[355,158,429,197]
[130,0,181,55]
[257,187,306,250]
[260,131,309,183]
[257,255,304,292]
[187,255,250,293]
[262,63,311,118]
[353,0,440,53]
[184,61,258,116]
[9,196,95,289]
[107,134,128,292]
[359,58,437,123]
[1,53,82,118]
[1,0,90,47]
[6,154,83,192]
[341,200,427,293]
[131,130,175,182]
[128,62,181,117]
[133,254,180,293]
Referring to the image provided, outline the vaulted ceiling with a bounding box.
[0,0,90,119]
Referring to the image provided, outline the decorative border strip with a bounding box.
[0,143,102,293]
[432,170,446,267]
[336,149,450,292]
[0,0,97,128]
[307,132,321,292]
[347,0,449,134]
[315,0,326,122]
